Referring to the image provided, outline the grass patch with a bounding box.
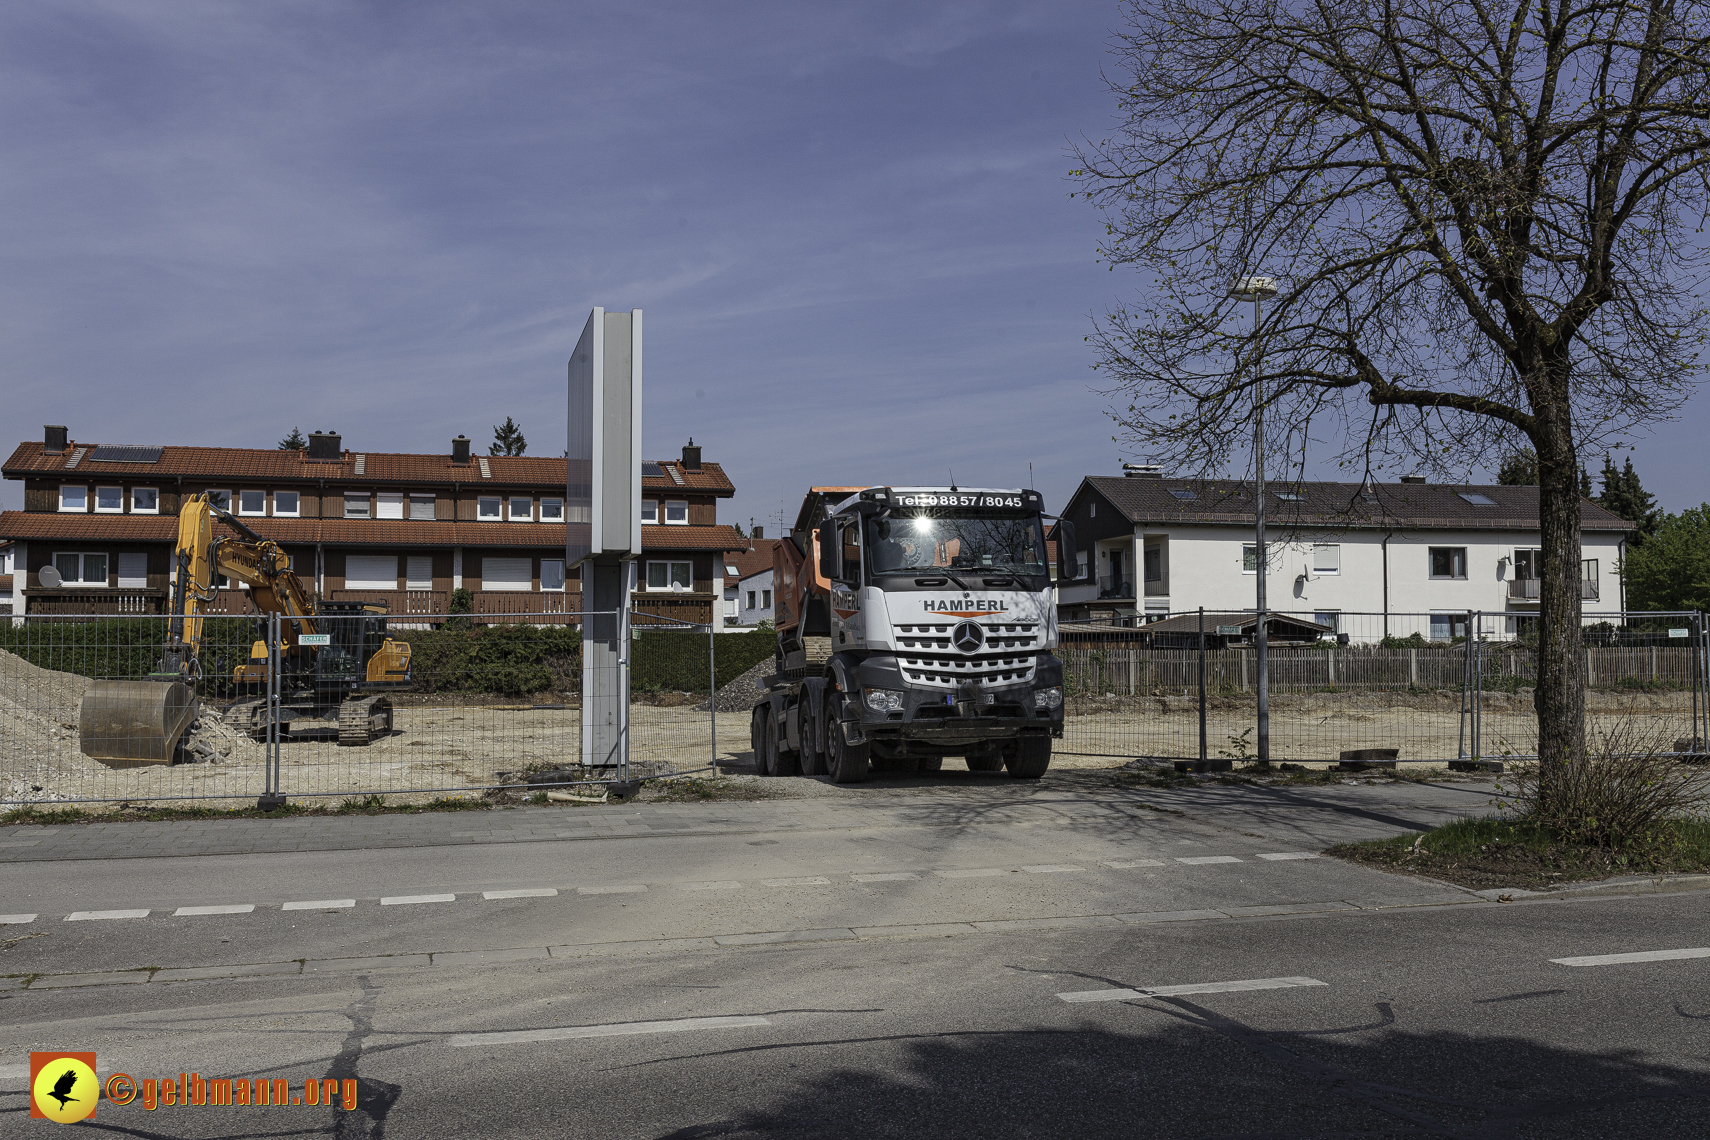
[645,777,768,803]
[0,796,490,826]
[1329,815,1710,889]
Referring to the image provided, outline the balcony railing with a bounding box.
[1507,578,1599,602]
[333,589,449,615]
[23,588,167,615]
[1097,575,1133,599]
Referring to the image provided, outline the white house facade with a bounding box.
[1055,473,1634,642]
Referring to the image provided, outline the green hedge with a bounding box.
[398,623,581,697]
[630,628,777,693]
[0,617,265,697]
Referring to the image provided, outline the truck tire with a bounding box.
[825,696,869,784]
[1004,736,1052,779]
[965,752,1004,772]
[754,705,777,776]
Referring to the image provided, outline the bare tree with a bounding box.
[1074,0,1710,799]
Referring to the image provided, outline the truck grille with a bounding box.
[894,623,1038,651]
[896,652,1040,688]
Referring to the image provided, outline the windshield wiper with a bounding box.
[942,573,974,591]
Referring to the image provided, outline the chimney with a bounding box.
[1122,462,1163,479]
[682,438,701,471]
[307,431,342,462]
[752,525,763,540]
[451,434,471,465]
[1400,475,1426,484]
[43,425,68,454]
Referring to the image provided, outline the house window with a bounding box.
[1143,545,1162,582]
[53,552,108,586]
[481,556,532,591]
[344,555,399,590]
[344,493,371,519]
[1242,544,1261,573]
[1312,543,1340,573]
[539,498,564,522]
[1514,548,1542,579]
[409,493,435,520]
[1429,547,1467,579]
[131,487,159,514]
[663,501,688,525]
[405,556,433,591]
[747,590,755,609]
[508,497,533,522]
[762,588,772,609]
[117,553,148,589]
[640,500,659,524]
[376,492,404,520]
[1314,610,1341,633]
[1430,612,1469,641]
[239,490,267,516]
[477,496,502,520]
[273,491,300,517]
[1089,501,1096,517]
[95,486,123,513]
[646,561,693,591]
[59,486,87,512]
[206,490,233,511]
[541,559,565,591]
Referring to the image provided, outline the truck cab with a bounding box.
[755,486,1079,781]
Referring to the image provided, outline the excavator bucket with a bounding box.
[79,680,198,768]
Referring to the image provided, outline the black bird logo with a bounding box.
[47,1068,79,1109]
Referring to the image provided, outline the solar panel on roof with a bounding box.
[88,445,163,464]
[642,462,665,477]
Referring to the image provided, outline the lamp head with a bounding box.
[1228,276,1278,299]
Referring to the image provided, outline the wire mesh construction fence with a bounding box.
[1055,610,1710,766]
[0,610,775,809]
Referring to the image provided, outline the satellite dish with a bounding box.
[38,566,62,588]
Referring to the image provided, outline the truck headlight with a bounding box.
[863,688,906,713]
[1033,686,1063,711]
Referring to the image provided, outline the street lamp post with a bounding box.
[1228,275,1278,763]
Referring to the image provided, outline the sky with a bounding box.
[0,0,1704,529]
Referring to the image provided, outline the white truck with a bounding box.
[750,486,1080,782]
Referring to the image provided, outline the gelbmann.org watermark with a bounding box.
[30,1052,358,1125]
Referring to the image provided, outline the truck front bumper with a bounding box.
[849,654,1063,751]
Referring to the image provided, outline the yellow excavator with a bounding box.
[79,493,411,767]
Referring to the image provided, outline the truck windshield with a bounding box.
[866,511,1047,577]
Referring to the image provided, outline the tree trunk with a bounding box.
[1533,404,1587,811]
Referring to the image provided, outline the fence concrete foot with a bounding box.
[256,793,287,811]
[1448,759,1503,773]
[1173,759,1232,774]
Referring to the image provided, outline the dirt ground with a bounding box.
[2,668,1699,811]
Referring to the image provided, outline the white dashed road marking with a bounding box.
[936,868,1008,878]
[1551,947,1710,967]
[1101,860,1166,869]
[578,885,646,894]
[676,881,743,891]
[174,905,254,917]
[483,889,559,900]
[448,1015,771,1047]
[381,894,457,906]
[0,914,38,924]
[1023,865,1085,873]
[282,900,356,911]
[65,910,149,921]
[1176,856,1244,865]
[1256,853,1319,861]
[1058,976,1327,1003]
[853,872,920,882]
[761,877,830,887]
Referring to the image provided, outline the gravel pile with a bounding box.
[699,658,774,713]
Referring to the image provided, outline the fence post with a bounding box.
[709,624,717,771]
[1198,607,1207,762]
[1409,648,1418,686]
[1241,650,1248,693]
[1129,648,1138,695]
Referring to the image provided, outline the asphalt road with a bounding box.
[2,778,1707,1138]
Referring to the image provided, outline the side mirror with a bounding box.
[817,519,842,581]
[1055,521,1080,582]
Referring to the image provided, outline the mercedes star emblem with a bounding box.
[951,621,985,652]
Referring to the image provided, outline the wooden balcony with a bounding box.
[332,589,449,615]
[24,588,167,616]
[633,593,714,628]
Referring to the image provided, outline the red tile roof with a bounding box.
[725,538,780,582]
[2,442,735,495]
[0,511,748,552]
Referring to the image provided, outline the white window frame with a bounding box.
[1311,543,1340,574]
[1242,544,1259,574]
[409,493,435,521]
[477,496,502,521]
[272,491,300,518]
[539,497,564,522]
[94,486,124,514]
[640,500,659,525]
[130,487,159,514]
[344,492,372,519]
[663,500,688,525]
[540,558,566,592]
[645,560,693,592]
[238,489,268,517]
[376,492,405,520]
[52,551,108,586]
[1314,610,1341,633]
[508,496,533,522]
[205,490,233,512]
[59,485,88,513]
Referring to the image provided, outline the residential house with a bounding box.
[723,530,778,627]
[1054,468,1635,642]
[0,427,746,627]
[0,541,14,614]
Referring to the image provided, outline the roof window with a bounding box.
[1458,493,1497,506]
[1168,489,1196,500]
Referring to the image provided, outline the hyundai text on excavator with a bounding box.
[78,493,411,767]
[750,486,1079,782]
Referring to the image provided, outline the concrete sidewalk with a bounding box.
[0,778,1500,862]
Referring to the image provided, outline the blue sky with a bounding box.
[0,1,1703,527]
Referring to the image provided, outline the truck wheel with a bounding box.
[754,706,777,776]
[965,752,1004,772]
[825,697,869,784]
[1004,736,1052,779]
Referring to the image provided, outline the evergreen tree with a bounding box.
[1622,505,1710,612]
[1579,465,1593,497]
[1596,454,1659,546]
[489,417,527,456]
[1497,449,1537,485]
[278,427,307,450]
